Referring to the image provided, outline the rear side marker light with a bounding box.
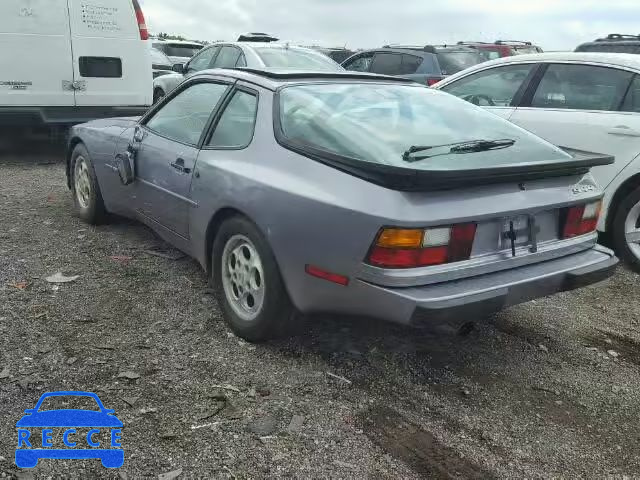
[367,223,477,269]
[305,265,349,286]
[561,201,601,239]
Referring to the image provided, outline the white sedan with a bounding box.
[434,52,640,271]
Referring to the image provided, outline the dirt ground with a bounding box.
[1,146,640,479]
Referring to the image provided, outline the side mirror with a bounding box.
[133,127,145,143]
[172,63,185,74]
[115,150,135,185]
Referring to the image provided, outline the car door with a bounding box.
[135,80,232,237]
[509,63,640,189]
[67,0,150,107]
[438,63,537,120]
[0,0,75,107]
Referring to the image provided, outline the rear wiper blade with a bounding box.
[402,139,516,163]
[449,139,515,153]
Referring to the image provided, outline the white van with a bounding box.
[0,0,152,127]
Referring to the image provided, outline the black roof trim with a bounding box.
[235,68,414,83]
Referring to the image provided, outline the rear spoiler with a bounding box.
[280,139,614,192]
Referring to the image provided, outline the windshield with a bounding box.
[278,83,570,171]
[164,44,203,58]
[576,43,640,54]
[254,47,343,71]
[436,51,485,75]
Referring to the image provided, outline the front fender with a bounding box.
[153,73,184,95]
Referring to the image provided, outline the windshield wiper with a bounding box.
[402,139,516,163]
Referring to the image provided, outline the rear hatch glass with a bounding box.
[164,44,203,58]
[253,47,342,71]
[436,50,485,75]
[277,82,610,189]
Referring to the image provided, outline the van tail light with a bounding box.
[132,0,149,40]
[367,224,477,269]
[427,77,442,87]
[561,201,601,239]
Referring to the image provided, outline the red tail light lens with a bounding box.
[132,0,149,40]
[561,201,601,239]
[367,223,477,269]
[427,78,441,87]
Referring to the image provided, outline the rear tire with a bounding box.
[212,216,295,342]
[70,143,107,225]
[612,187,640,273]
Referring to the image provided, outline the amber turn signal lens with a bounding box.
[376,228,424,249]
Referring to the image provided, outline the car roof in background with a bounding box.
[444,51,640,75]
[190,67,417,90]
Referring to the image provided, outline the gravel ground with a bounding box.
[1,149,640,479]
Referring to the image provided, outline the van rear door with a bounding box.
[0,0,75,106]
[67,0,152,107]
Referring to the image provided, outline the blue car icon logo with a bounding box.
[15,391,123,469]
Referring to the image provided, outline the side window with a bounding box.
[369,53,403,75]
[207,90,258,148]
[531,64,633,111]
[236,53,247,68]
[440,64,534,106]
[146,83,229,145]
[343,53,374,72]
[622,75,640,113]
[212,46,241,69]
[400,54,423,75]
[187,46,219,73]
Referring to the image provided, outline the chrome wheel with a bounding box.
[625,200,640,260]
[221,235,265,322]
[74,156,91,209]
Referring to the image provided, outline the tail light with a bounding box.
[427,78,442,87]
[132,0,149,40]
[367,224,477,269]
[561,201,601,239]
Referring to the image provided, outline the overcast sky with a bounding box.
[139,0,640,51]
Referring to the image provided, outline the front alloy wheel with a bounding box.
[74,155,92,209]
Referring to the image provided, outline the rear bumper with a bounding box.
[347,244,617,326]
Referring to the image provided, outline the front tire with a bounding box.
[212,216,295,342]
[70,143,107,224]
[612,187,640,272]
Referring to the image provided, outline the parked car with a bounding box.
[66,69,617,341]
[434,52,640,271]
[152,42,343,103]
[458,40,543,61]
[0,0,152,127]
[150,47,174,79]
[341,45,486,86]
[152,40,204,65]
[576,34,640,54]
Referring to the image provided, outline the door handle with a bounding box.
[170,158,191,174]
[608,125,640,137]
